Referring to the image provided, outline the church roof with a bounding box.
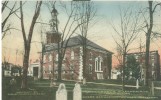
[44,35,113,54]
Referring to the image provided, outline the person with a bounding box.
[10,77,17,92]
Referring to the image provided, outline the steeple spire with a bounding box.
[46,2,61,44]
[50,2,58,32]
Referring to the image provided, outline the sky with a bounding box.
[2,1,161,67]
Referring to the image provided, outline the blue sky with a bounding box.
[2,1,161,66]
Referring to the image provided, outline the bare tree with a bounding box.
[111,7,141,90]
[143,1,161,86]
[75,1,96,80]
[2,1,21,39]
[20,1,42,89]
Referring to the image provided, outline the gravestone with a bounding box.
[56,83,67,100]
[83,78,86,85]
[136,79,139,89]
[73,83,82,100]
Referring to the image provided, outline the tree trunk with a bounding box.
[57,60,62,81]
[82,45,87,79]
[40,44,44,80]
[20,1,42,89]
[144,1,153,86]
[21,47,30,89]
[57,53,63,82]
[122,52,126,91]
[145,34,150,86]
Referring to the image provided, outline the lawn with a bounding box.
[2,77,161,100]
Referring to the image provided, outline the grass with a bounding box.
[154,81,161,87]
[91,79,145,86]
[2,77,161,100]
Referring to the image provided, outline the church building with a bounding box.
[41,5,113,81]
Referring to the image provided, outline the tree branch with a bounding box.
[28,1,42,44]
[20,1,27,46]
[152,2,161,13]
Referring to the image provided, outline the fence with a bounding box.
[151,81,161,96]
[55,80,161,100]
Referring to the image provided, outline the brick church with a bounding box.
[42,34,113,81]
[41,6,113,81]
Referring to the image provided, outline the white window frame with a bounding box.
[56,54,58,61]
[95,56,103,72]
[152,62,155,67]
[49,65,52,73]
[49,54,52,62]
[71,50,74,60]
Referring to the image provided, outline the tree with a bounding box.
[20,1,42,89]
[114,45,124,78]
[111,7,141,90]
[125,55,140,80]
[75,1,96,79]
[39,30,45,80]
[2,1,20,39]
[143,1,161,86]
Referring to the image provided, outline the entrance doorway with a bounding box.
[33,67,38,77]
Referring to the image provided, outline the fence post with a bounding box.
[136,79,139,89]
[73,83,82,100]
[151,81,154,96]
[56,83,67,100]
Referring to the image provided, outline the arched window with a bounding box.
[71,50,74,60]
[99,57,103,71]
[95,56,103,72]
[95,58,98,71]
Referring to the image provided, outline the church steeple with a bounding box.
[50,4,58,32]
[46,3,61,44]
